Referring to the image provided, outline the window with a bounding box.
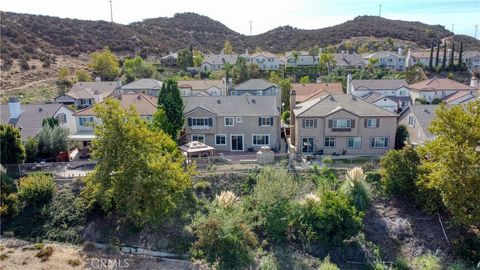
[224,117,234,126]
[370,137,389,148]
[304,119,315,128]
[333,119,351,128]
[302,137,314,153]
[56,113,67,124]
[253,134,270,146]
[188,117,212,128]
[215,134,226,145]
[192,134,205,143]
[324,137,335,148]
[80,99,92,105]
[259,117,273,126]
[366,118,378,128]
[257,91,264,96]
[408,115,416,127]
[79,117,94,126]
[347,137,362,148]
[236,117,242,123]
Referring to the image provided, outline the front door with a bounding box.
[231,135,244,151]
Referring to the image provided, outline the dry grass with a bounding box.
[35,246,54,261]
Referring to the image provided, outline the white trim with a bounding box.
[304,119,314,128]
[230,134,244,151]
[191,134,205,143]
[214,134,227,146]
[366,118,379,128]
[235,117,242,123]
[370,136,389,148]
[301,136,315,153]
[324,136,336,148]
[346,136,362,149]
[224,116,235,127]
[252,134,270,146]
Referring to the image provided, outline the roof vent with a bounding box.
[217,100,221,104]
[329,96,335,101]
[38,108,43,113]
[252,99,256,104]
[137,95,142,100]
[423,108,430,113]
[352,96,357,101]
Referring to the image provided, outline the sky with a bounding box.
[1,0,479,38]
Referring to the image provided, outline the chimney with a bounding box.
[470,76,478,89]
[398,47,403,55]
[95,77,101,82]
[290,89,296,146]
[346,74,352,94]
[94,90,103,103]
[8,97,21,119]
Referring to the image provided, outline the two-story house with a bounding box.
[183,95,281,152]
[240,51,281,70]
[178,79,226,96]
[291,93,397,156]
[69,93,157,148]
[347,77,411,112]
[398,104,440,146]
[363,49,406,71]
[332,52,366,69]
[201,54,238,72]
[286,51,318,67]
[463,51,480,72]
[409,78,477,103]
[291,83,344,103]
[119,78,163,96]
[406,48,459,69]
[54,81,120,108]
[231,79,279,96]
[160,52,178,67]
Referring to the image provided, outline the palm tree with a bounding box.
[319,52,336,74]
[367,58,379,71]
[340,167,372,211]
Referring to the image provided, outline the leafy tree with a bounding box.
[83,99,191,226]
[37,125,69,157]
[223,40,233,54]
[420,102,480,227]
[209,70,226,80]
[435,43,440,68]
[278,79,292,111]
[0,166,21,217]
[292,51,299,63]
[42,117,59,128]
[18,173,55,207]
[192,50,204,67]
[395,124,409,149]
[89,47,120,80]
[268,71,281,84]
[325,45,336,54]
[177,48,193,70]
[299,76,310,83]
[367,58,379,71]
[25,137,39,163]
[148,108,168,132]
[308,45,320,62]
[442,44,447,71]
[255,46,262,53]
[123,56,156,82]
[247,63,260,79]
[0,124,26,164]
[281,110,290,125]
[157,78,184,139]
[75,70,92,82]
[380,146,420,197]
[428,43,434,71]
[234,57,250,83]
[319,52,336,74]
[55,67,73,94]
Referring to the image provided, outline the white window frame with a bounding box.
[324,137,335,148]
[215,134,227,146]
[191,117,210,128]
[370,137,389,148]
[252,134,270,146]
[79,117,94,126]
[224,117,235,127]
[333,119,351,128]
[236,117,242,123]
[302,137,315,153]
[367,118,378,128]
[257,91,264,96]
[346,137,362,149]
[259,117,272,126]
[408,114,416,127]
[56,113,67,124]
[304,119,314,128]
[191,134,205,143]
[230,134,244,152]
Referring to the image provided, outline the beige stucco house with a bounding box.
[291,93,398,156]
[183,95,281,152]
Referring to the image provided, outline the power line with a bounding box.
[109,0,113,23]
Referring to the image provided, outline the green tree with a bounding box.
[428,43,434,71]
[42,117,59,129]
[37,125,69,157]
[0,124,26,164]
[325,45,336,54]
[234,57,250,83]
[25,137,39,163]
[255,46,262,53]
[449,42,455,68]
[457,41,463,68]
[18,173,55,207]
[148,108,168,132]
[308,45,320,63]
[83,98,191,226]
[192,50,204,67]
[299,76,310,83]
[435,43,440,69]
[367,58,379,71]
[223,40,233,54]
[75,70,92,82]
[123,56,156,82]
[420,102,480,227]
[157,78,184,139]
[0,166,21,217]
[319,52,336,74]
[177,48,193,70]
[268,71,281,84]
[56,67,73,95]
[278,79,292,111]
[442,44,447,71]
[89,47,120,80]
[395,124,409,149]
[281,110,290,125]
[247,63,260,79]
[380,146,420,197]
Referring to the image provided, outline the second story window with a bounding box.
[188,117,212,128]
[259,117,273,126]
[224,117,234,127]
[303,119,315,128]
[366,118,379,128]
[333,119,351,129]
[79,117,94,126]
[56,113,67,124]
[408,115,416,127]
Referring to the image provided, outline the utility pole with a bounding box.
[109,0,113,23]
[378,4,382,17]
[475,24,478,39]
[250,21,252,35]
[451,24,455,33]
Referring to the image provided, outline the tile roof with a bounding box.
[178,80,224,91]
[183,95,280,117]
[0,103,65,140]
[292,83,343,103]
[293,94,397,117]
[234,79,277,91]
[409,78,475,91]
[443,91,475,103]
[352,79,409,91]
[66,81,118,99]
[74,93,157,116]
[121,79,163,90]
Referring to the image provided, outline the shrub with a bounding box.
[258,252,278,270]
[35,246,54,261]
[380,147,419,197]
[18,173,55,206]
[194,181,211,193]
[67,258,81,267]
[191,202,257,270]
[411,253,442,270]
[293,189,363,246]
[340,167,372,211]
[365,171,381,184]
[318,256,340,270]
[361,162,376,172]
[0,168,21,217]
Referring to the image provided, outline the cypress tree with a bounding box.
[435,42,440,69]
[458,41,463,68]
[157,78,184,139]
[449,42,455,68]
[442,44,447,71]
[428,43,434,71]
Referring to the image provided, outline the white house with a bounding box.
[463,51,480,72]
[240,51,281,70]
[409,78,477,103]
[178,79,228,96]
[286,51,318,67]
[201,54,238,72]
[363,48,406,71]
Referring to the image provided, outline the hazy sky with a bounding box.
[1,0,479,37]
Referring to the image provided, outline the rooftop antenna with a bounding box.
[250,21,253,35]
[475,24,478,39]
[378,4,382,17]
[109,0,113,23]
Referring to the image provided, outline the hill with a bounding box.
[2,11,479,62]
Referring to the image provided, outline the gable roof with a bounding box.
[333,53,366,67]
[183,95,280,117]
[408,104,440,139]
[178,80,224,91]
[363,51,404,59]
[0,103,65,140]
[248,51,278,58]
[65,81,118,99]
[74,93,157,116]
[202,54,238,66]
[121,79,163,90]
[463,51,480,59]
[293,94,397,117]
[444,91,476,103]
[409,78,475,91]
[352,79,409,91]
[234,79,277,91]
[292,83,343,103]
